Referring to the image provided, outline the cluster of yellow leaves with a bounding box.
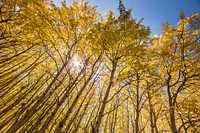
[0,0,199,133]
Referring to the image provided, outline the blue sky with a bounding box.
[52,0,200,35]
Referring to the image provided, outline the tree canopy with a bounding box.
[0,0,200,133]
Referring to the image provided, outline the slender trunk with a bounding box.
[148,91,154,133]
[93,62,117,133]
[54,77,91,133]
[103,112,110,133]
[168,95,177,132]
[54,55,101,133]
[0,72,46,118]
[26,99,57,132]
[166,73,177,133]
[135,73,140,133]
[179,113,188,133]
[127,99,130,133]
[110,107,114,133]
[113,101,118,132]
[7,59,69,133]
[84,105,97,133]
[135,111,139,133]
[72,90,94,133]
[169,106,177,133]
[66,84,94,132]
[38,69,83,133]
[153,111,159,133]
[54,72,94,132]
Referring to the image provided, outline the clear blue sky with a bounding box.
[52,0,200,35]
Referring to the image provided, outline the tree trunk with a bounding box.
[7,59,69,133]
[166,73,177,133]
[148,91,154,133]
[93,61,117,133]
[169,106,177,133]
[135,73,140,133]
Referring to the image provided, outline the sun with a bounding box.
[73,58,81,69]
[74,60,80,67]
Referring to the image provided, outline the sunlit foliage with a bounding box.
[0,0,199,133]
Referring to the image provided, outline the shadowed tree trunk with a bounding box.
[93,60,117,133]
